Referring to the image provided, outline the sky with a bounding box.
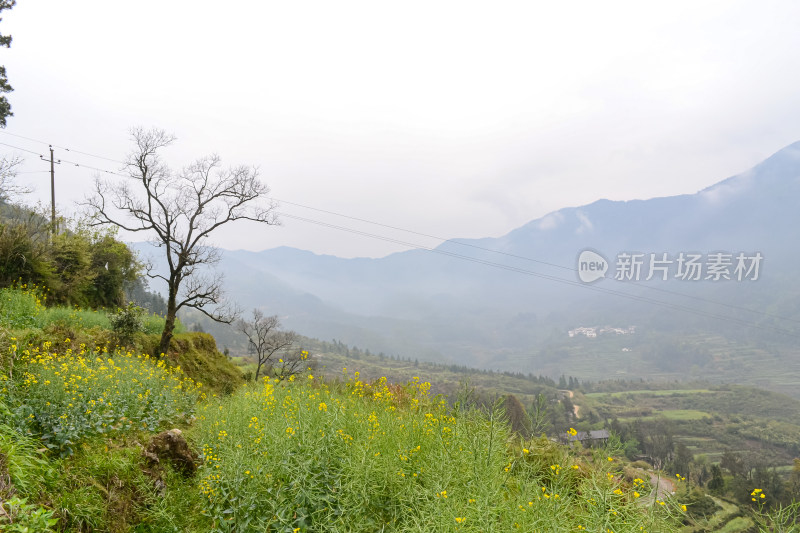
[2,0,800,258]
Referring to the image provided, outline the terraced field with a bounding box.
[578,387,800,470]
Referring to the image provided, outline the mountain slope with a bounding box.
[133,142,800,389]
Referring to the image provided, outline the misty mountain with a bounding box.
[133,141,800,374]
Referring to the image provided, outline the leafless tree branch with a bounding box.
[0,156,30,202]
[237,310,300,381]
[82,127,278,357]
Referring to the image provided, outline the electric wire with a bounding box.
[0,141,46,157]
[0,130,126,164]
[58,158,127,177]
[279,212,800,339]
[3,130,798,334]
[271,197,574,272]
[273,197,800,326]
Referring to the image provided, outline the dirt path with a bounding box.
[567,390,580,418]
[648,473,676,501]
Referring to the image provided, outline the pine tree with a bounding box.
[0,1,15,127]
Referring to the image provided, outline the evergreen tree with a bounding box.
[0,0,15,127]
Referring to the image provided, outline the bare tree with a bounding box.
[238,309,298,381]
[273,346,314,381]
[86,128,278,357]
[0,155,29,202]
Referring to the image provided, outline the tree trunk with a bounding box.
[255,359,263,382]
[156,288,178,358]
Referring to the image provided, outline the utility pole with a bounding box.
[49,145,56,234]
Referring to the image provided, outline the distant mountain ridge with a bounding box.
[132,141,800,375]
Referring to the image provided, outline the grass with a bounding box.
[0,284,183,337]
[189,372,686,532]
[43,433,209,532]
[0,283,45,329]
[0,334,689,532]
[0,333,209,530]
[680,496,742,533]
[0,422,54,498]
[149,332,245,395]
[34,305,183,335]
[0,286,796,531]
[715,515,754,532]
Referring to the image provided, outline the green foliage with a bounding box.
[124,277,168,316]
[0,497,59,532]
[109,301,145,346]
[0,0,13,128]
[752,499,800,532]
[790,459,800,501]
[4,342,200,456]
[191,374,684,532]
[0,206,141,310]
[502,393,532,437]
[47,230,95,307]
[45,433,210,532]
[589,386,800,472]
[680,486,720,519]
[0,283,44,329]
[640,339,712,372]
[708,464,725,494]
[87,233,140,308]
[0,213,52,287]
[149,332,244,395]
[0,423,53,495]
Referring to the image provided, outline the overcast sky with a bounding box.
[3,0,800,258]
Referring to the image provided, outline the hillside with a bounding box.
[228,336,800,477]
[0,286,706,532]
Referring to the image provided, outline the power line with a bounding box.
[0,130,126,165]
[274,198,800,326]
[56,147,124,165]
[279,213,800,339]
[0,130,50,145]
[0,141,46,157]
[3,130,798,332]
[271,197,575,272]
[58,157,127,178]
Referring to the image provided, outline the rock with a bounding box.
[143,429,198,478]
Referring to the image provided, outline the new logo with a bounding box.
[577,249,608,283]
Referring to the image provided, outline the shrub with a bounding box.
[0,214,52,289]
[109,302,144,346]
